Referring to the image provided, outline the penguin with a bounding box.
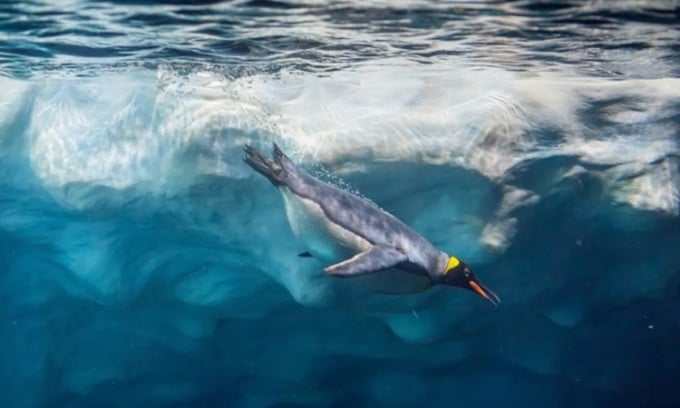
[243,143,500,305]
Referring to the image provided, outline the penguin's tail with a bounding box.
[243,143,289,186]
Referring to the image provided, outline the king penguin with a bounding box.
[243,143,500,305]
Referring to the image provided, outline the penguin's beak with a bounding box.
[469,280,501,307]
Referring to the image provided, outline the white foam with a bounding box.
[0,78,33,132]
[23,62,680,220]
[481,186,538,251]
[612,158,680,216]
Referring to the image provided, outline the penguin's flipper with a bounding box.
[324,246,407,277]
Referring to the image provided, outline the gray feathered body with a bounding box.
[244,144,449,294]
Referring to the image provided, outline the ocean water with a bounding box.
[1,0,679,406]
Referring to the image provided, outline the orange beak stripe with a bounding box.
[469,281,490,302]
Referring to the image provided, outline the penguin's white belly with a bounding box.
[281,188,370,262]
[280,188,433,295]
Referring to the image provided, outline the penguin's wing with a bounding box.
[324,246,408,277]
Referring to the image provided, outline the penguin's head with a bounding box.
[443,256,500,306]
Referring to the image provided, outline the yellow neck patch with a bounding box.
[445,256,460,274]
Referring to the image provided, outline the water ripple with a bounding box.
[0,0,677,78]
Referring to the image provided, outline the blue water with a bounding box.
[1,1,679,407]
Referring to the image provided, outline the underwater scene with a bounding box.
[1,0,679,407]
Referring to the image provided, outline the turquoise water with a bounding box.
[1,1,679,407]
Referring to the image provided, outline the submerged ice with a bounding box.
[1,64,680,407]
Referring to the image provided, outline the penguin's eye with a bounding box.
[464,268,471,278]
